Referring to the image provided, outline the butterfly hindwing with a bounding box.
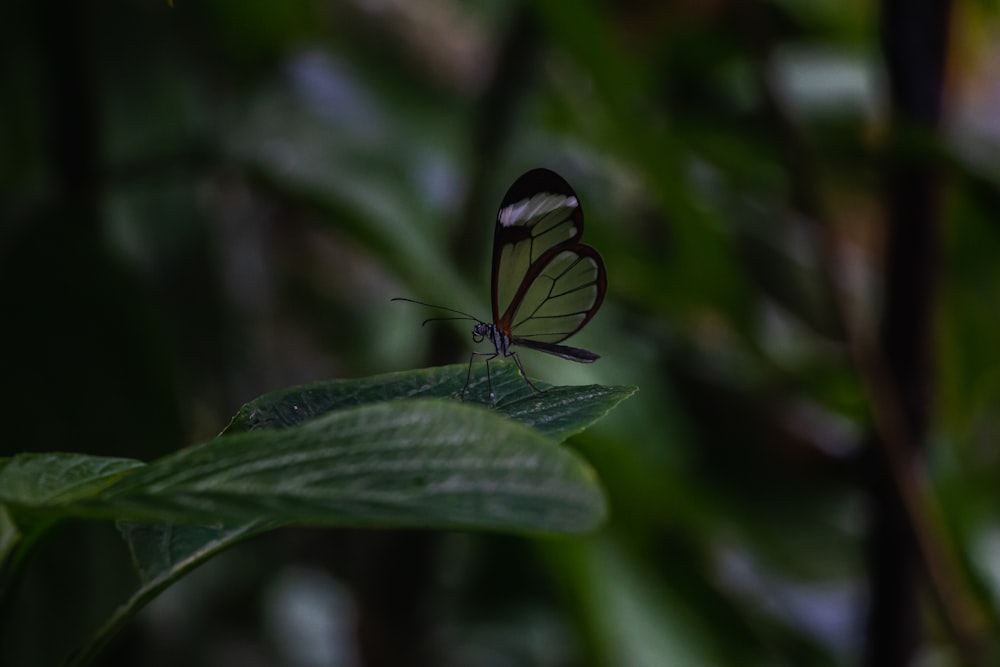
[506,245,605,342]
[492,169,606,354]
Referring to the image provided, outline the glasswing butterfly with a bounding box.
[394,168,607,404]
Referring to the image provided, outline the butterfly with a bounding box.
[394,168,607,404]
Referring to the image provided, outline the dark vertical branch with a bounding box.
[738,0,985,663]
[448,7,541,280]
[865,2,950,665]
[41,0,101,226]
[862,436,922,667]
[878,0,949,438]
[430,7,541,367]
[352,12,544,667]
[353,532,439,667]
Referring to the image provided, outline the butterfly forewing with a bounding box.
[492,169,606,348]
[493,169,585,324]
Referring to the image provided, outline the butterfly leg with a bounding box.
[509,351,542,395]
[463,350,499,405]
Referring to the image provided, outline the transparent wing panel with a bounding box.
[505,248,605,344]
[494,207,580,319]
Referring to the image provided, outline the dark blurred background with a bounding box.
[3,0,1000,665]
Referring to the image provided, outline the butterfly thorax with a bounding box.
[472,321,511,356]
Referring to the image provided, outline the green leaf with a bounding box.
[0,453,144,507]
[1,366,635,534]
[0,505,20,572]
[0,454,146,646]
[98,399,607,533]
[39,367,635,666]
[224,361,637,443]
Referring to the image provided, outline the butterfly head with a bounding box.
[472,321,492,343]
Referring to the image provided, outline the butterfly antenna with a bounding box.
[391,297,481,321]
[420,316,478,327]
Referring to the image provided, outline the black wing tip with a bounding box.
[501,167,576,206]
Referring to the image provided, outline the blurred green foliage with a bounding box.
[2,0,1000,665]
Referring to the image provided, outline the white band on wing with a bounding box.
[498,194,578,227]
